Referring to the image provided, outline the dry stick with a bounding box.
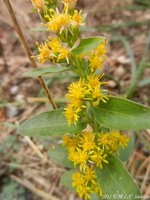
[141,164,150,193]
[24,136,47,162]
[3,0,57,173]
[3,0,57,109]
[11,175,60,200]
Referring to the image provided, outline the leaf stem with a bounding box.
[3,0,57,109]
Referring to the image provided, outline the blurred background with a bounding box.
[0,0,150,199]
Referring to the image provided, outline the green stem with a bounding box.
[71,56,86,78]
[125,62,147,99]
[89,105,99,133]
[126,31,150,99]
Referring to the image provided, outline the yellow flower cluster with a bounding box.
[63,130,129,199]
[44,9,70,33]
[72,166,102,199]
[35,36,70,63]
[44,6,85,34]
[64,74,108,125]
[88,40,107,72]
[31,0,131,199]
[98,130,129,153]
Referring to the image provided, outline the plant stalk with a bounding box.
[125,62,146,99]
[3,0,57,109]
[126,31,150,99]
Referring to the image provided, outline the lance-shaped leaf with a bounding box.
[24,66,69,77]
[92,96,150,130]
[72,36,105,55]
[96,155,141,200]
[18,109,86,137]
[48,145,73,168]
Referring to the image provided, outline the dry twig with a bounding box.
[11,175,60,200]
[3,0,57,109]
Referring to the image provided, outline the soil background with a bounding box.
[0,0,150,200]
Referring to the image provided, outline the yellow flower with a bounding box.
[72,171,85,188]
[88,54,103,72]
[64,75,108,125]
[31,0,46,11]
[63,131,129,199]
[92,182,103,197]
[72,10,85,26]
[90,148,108,169]
[98,131,129,153]
[83,165,96,184]
[72,171,93,198]
[64,104,81,126]
[110,131,129,150]
[75,148,89,170]
[87,74,108,104]
[63,134,79,148]
[95,40,107,56]
[62,135,71,146]
[68,146,76,160]
[88,39,107,72]
[66,79,87,101]
[44,9,70,33]
[98,133,111,150]
[35,41,51,63]
[35,37,70,63]
[68,146,89,170]
[64,79,88,125]
[79,131,96,152]
[118,134,129,148]
[87,74,106,89]
[72,167,101,199]
[48,37,70,62]
[77,184,92,200]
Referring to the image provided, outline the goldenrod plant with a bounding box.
[17,0,150,199]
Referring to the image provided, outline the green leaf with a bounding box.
[96,155,141,200]
[24,66,69,77]
[18,109,86,137]
[72,36,105,55]
[60,170,75,191]
[118,134,135,161]
[92,96,150,130]
[48,145,73,168]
